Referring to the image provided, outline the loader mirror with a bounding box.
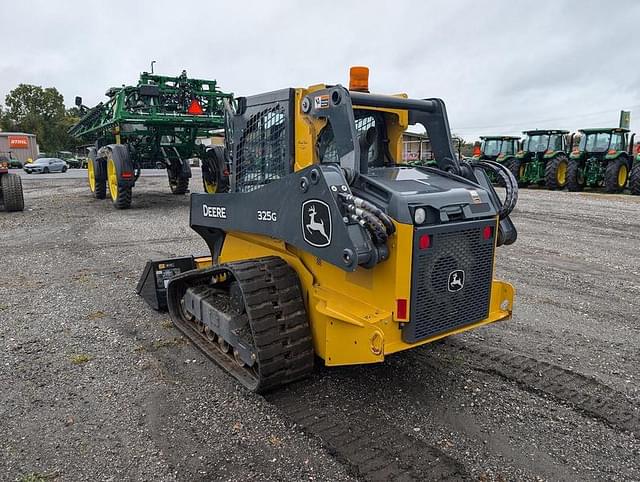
[75,96,82,107]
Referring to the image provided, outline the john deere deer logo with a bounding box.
[448,270,465,292]
[302,200,332,247]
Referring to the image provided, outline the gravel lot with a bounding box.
[1,169,638,481]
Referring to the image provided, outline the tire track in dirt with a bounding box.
[266,378,469,481]
[440,340,639,435]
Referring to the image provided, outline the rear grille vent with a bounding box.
[403,220,495,343]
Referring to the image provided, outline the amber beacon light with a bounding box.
[349,66,370,92]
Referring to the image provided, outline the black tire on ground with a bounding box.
[630,163,640,195]
[202,146,229,193]
[62,166,68,173]
[43,167,49,174]
[169,175,189,195]
[89,158,107,199]
[112,185,132,209]
[506,158,526,187]
[1,173,25,212]
[604,157,628,194]
[545,154,569,190]
[95,179,107,199]
[566,159,585,192]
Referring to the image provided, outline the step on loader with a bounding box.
[138,67,519,392]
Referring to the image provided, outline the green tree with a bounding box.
[1,84,79,152]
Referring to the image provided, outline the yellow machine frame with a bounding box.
[198,84,514,366]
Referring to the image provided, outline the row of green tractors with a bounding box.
[473,128,640,194]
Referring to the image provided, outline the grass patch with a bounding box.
[70,354,93,365]
[87,310,106,320]
[18,473,52,482]
[161,319,174,329]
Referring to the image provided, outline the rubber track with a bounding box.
[441,340,639,434]
[266,381,468,481]
[169,257,313,392]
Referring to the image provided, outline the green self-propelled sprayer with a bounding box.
[69,70,233,208]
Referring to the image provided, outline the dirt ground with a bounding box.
[1,170,638,481]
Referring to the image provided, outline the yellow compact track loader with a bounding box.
[138,67,519,392]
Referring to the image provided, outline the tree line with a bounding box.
[0,84,81,153]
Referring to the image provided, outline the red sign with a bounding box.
[8,135,29,149]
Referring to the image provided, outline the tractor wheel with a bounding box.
[630,163,640,195]
[107,158,132,209]
[604,158,628,193]
[88,158,106,199]
[545,154,569,190]
[169,175,189,195]
[1,173,25,212]
[566,159,585,192]
[506,158,526,187]
[202,146,229,193]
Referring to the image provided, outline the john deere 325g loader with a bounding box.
[138,67,519,392]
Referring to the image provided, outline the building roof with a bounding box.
[403,131,430,140]
[0,131,37,137]
[522,129,569,135]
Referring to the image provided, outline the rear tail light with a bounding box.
[483,226,493,240]
[396,299,408,320]
[418,234,431,250]
[121,171,134,179]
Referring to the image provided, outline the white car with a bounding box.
[24,158,68,174]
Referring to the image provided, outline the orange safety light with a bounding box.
[187,99,204,115]
[473,144,482,156]
[349,66,370,92]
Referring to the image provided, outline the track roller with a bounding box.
[166,256,314,392]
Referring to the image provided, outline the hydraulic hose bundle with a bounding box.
[468,159,518,220]
[339,193,395,246]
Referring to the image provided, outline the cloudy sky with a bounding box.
[1,0,639,140]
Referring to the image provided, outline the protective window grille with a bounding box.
[319,114,377,163]
[235,106,287,192]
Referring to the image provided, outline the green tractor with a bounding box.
[512,129,570,189]
[629,143,640,195]
[70,70,232,209]
[472,136,520,184]
[567,128,634,193]
[472,135,520,164]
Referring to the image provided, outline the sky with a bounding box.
[1,0,639,141]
